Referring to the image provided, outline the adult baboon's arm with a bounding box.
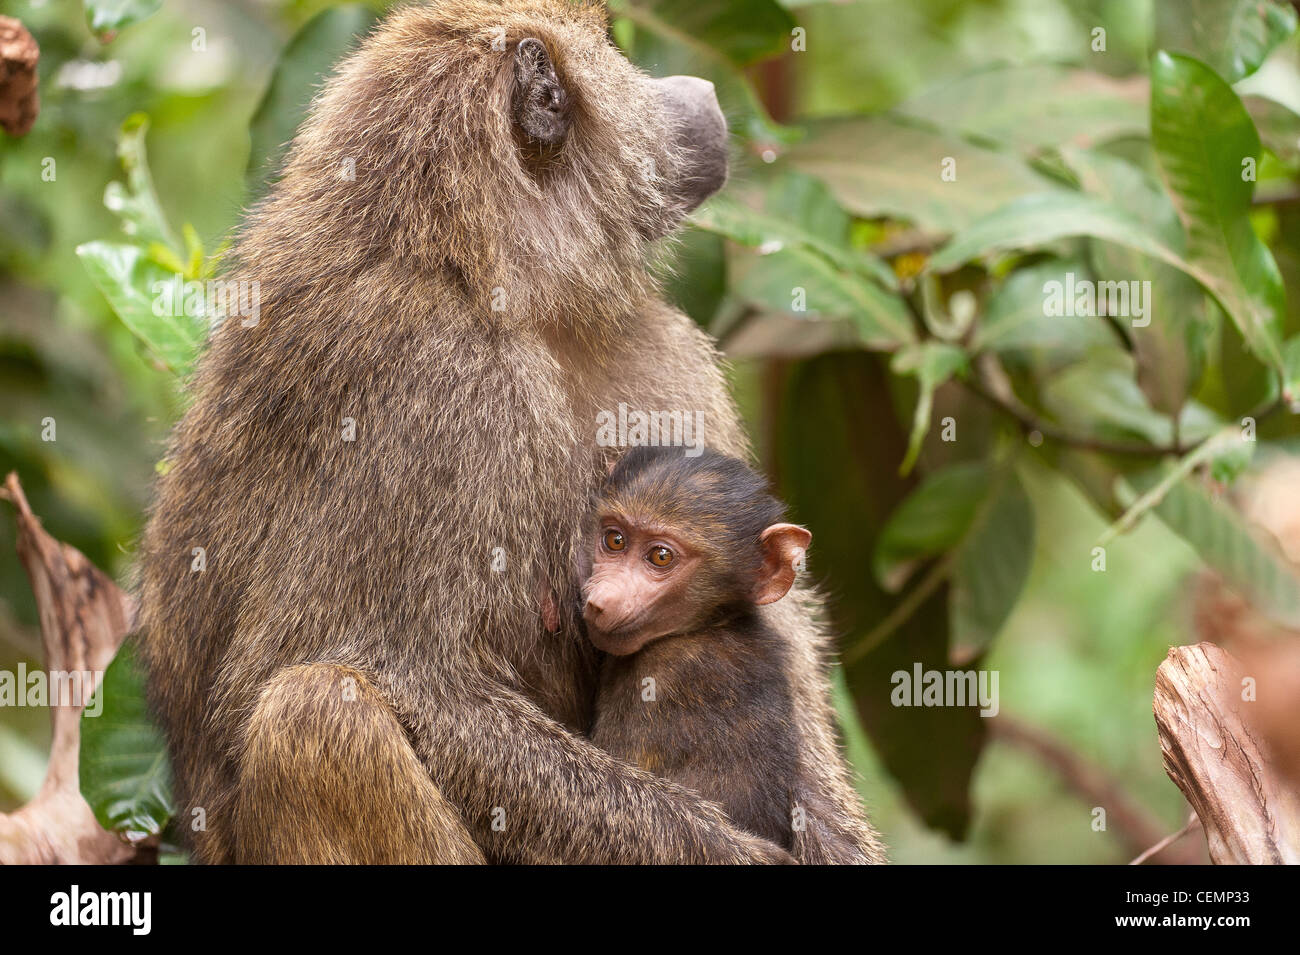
[393,679,795,864]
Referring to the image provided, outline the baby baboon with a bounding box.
[138,0,884,864]
[584,446,835,857]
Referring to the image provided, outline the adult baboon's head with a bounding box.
[250,0,728,327]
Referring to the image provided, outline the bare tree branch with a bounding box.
[1154,642,1300,864]
[0,472,152,864]
[1130,813,1200,866]
[989,713,1203,864]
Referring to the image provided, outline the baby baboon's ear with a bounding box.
[753,523,812,606]
[513,37,570,145]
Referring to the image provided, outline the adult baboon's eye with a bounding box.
[603,529,625,552]
[648,546,674,567]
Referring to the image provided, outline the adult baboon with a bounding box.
[138,0,885,864]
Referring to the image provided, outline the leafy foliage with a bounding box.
[1150,52,1286,371]
[82,0,163,40]
[789,116,1059,232]
[80,640,174,838]
[1154,0,1297,84]
[76,116,209,376]
[875,459,1034,662]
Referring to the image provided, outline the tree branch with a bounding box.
[963,353,1286,459]
[0,472,153,864]
[963,354,1196,457]
[989,713,1203,864]
[1154,642,1300,864]
[1129,813,1200,866]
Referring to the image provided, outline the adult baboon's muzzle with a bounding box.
[649,75,728,215]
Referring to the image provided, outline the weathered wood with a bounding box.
[0,472,147,864]
[1154,642,1300,865]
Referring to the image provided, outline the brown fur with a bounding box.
[585,448,880,862]
[592,620,803,852]
[137,0,885,864]
[595,635,878,864]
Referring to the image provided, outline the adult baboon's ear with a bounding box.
[753,524,812,606]
[513,37,570,145]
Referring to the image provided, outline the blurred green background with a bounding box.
[6,0,1300,863]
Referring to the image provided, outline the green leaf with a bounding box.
[1040,348,1222,448]
[76,242,206,375]
[973,258,1117,356]
[929,175,1283,376]
[1155,0,1297,84]
[83,0,162,38]
[693,192,897,290]
[729,245,915,350]
[874,460,1035,662]
[146,242,187,277]
[103,114,175,250]
[1284,336,1300,405]
[890,341,968,475]
[81,113,209,374]
[81,639,175,838]
[1061,147,1210,417]
[1214,299,1280,415]
[246,5,380,201]
[1127,467,1300,628]
[1244,95,1300,166]
[1150,51,1286,371]
[928,192,1187,275]
[182,223,205,280]
[760,169,851,246]
[950,469,1034,663]
[874,461,991,590]
[613,0,795,67]
[776,352,985,839]
[761,170,898,290]
[789,116,1061,233]
[897,64,1147,153]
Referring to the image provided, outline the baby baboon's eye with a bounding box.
[603,528,625,552]
[648,546,674,567]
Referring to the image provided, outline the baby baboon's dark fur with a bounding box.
[595,626,802,852]
[586,448,877,863]
[137,0,885,864]
[586,448,800,851]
